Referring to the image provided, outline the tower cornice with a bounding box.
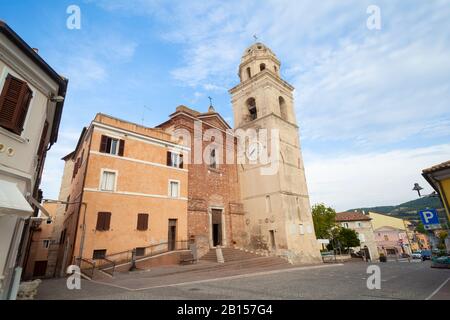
[229,69,294,95]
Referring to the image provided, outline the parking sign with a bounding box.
[419,209,440,230]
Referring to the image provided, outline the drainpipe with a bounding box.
[77,202,88,262]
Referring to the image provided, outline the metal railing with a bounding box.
[77,258,96,279]
[104,240,190,267]
[95,257,116,276]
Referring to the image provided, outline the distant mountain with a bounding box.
[348,197,447,222]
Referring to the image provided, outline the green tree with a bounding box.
[416,222,427,234]
[336,228,360,253]
[311,203,336,239]
[437,231,448,250]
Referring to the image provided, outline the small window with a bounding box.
[100,170,116,191]
[93,249,107,260]
[96,212,111,231]
[260,63,266,71]
[357,222,363,228]
[247,98,257,121]
[246,67,251,79]
[169,181,179,198]
[135,247,146,256]
[279,96,288,120]
[65,195,70,212]
[167,151,183,168]
[59,229,66,244]
[265,195,271,213]
[100,135,125,156]
[384,235,389,241]
[137,213,149,231]
[209,149,217,169]
[274,66,278,73]
[342,222,349,228]
[43,240,50,248]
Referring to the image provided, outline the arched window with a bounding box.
[279,96,287,120]
[209,148,217,169]
[247,97,257,121]
[246,67,251,79]
[274,65,278,73]
[260,63,266,71]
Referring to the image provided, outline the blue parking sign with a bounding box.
[419,209,440,229]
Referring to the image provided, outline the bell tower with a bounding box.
[229,43,321,264]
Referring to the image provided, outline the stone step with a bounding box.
[200,248,286,265]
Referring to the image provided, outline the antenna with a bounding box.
[208,96,213,107]
[253,34,258,42]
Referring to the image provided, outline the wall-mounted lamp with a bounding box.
[50,95,65,103]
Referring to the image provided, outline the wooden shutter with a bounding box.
[103,212,111,230]
[167,151,172,166]
[137,214,148,230]
[0,74,32,134]
[179,154,183,169]
[96,212,111,231]
[100,135,108,153]
[37,121,49,156]
[118,139,125,156]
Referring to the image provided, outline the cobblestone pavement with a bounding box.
[36,260,450,300]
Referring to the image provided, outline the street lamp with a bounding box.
[413,183,424,197]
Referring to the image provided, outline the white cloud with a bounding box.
[85,1,450,209]
[304,144,450,211]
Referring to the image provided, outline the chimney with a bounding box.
[363,210,366,215]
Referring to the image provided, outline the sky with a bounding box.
[1,0,449,211]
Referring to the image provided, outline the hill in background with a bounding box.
[348,196,447,222]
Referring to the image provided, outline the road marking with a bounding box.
[425,277,450,300]
[90,263,344,292]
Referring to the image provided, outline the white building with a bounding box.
[0,21,67,299]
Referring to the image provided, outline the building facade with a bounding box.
[54,114,189,273]
[368,211,414,254]
[422,160,450,224]
[0,22,67,299]
[335,211,379,261]
[157,105,245,257]
[22,203,57,280]
[229,43,321,264]
[374,226,410,256]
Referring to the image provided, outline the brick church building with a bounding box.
[157,105,246,257]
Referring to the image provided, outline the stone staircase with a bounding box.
[201,247,290,269]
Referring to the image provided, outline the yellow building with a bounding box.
[368,212,412,231]
[422,160,450,223]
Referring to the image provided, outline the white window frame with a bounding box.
[99,169,118,192]
[168,151,182,168]
[168,179,180,198]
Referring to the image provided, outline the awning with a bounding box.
[0,180,33,218]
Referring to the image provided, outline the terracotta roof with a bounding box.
[336,212,372,222]
[422,160,450,174]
